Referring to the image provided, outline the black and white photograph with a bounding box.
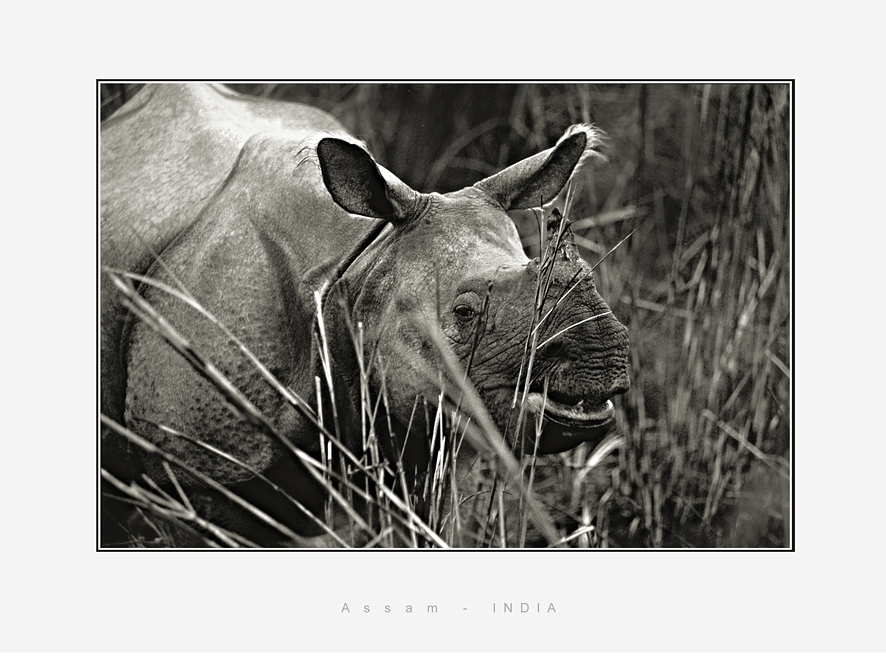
[98,82,791,551]
[5,7,884,648]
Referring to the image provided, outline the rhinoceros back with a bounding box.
[101,83,345,277]
[100,84,346,426]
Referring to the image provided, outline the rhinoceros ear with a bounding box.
[317,137,423,223]
[475,125,601,211]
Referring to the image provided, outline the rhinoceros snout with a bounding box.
[543,309,630,397]
[552,360,630,407]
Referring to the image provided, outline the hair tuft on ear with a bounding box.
[473,123,608,211]
[561,123,608,172]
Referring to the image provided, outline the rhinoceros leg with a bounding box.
[116,205,335,542]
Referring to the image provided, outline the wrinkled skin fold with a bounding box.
[100,84,630,544]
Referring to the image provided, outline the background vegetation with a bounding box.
[101,83,791,548]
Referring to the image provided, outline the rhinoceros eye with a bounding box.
[452,289,483,323]
[453,304,477,321]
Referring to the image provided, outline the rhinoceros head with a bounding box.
[312,126,629,464]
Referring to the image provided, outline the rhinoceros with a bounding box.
[100,84,630,546]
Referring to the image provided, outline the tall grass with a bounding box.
[551,84,791,548]
[100,83,791,548]
[101,255,579,548]
[101,202,614,548]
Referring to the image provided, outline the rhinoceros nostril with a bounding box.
[537,335,567,360]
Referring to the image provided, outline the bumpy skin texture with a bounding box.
[100,84,629,540]
[101,85,345,437]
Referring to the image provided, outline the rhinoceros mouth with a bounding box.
[521,393,615,454]
[524,393,614,427]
